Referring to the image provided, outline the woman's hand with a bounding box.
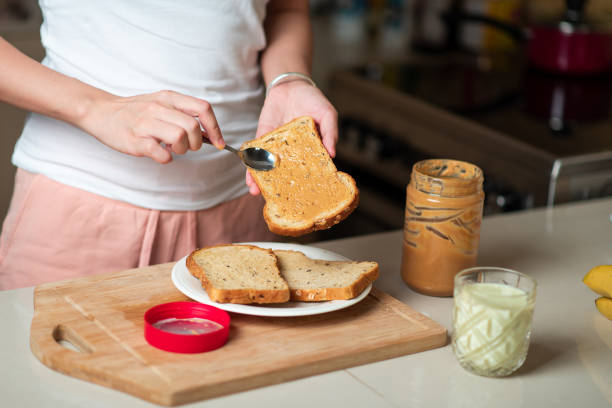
[246,80,338,195]
[0,39,223,164]
[81,90,224,164]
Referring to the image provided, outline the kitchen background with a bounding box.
[1,0,612,243]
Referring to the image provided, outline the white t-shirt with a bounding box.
[12,0,269,210]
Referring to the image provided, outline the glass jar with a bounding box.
[400,159,484,296]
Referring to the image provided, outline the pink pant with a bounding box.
[0,169,277,290]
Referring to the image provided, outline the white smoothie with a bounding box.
[452,282,535,375]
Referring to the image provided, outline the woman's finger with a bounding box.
[150,104,203,151]
[318,107,338,157]
[245,171,260,195]
[160,90,225,149]
[137,138,173,164]
[133,117,190,155]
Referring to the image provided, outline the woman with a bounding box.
[0,0,338,290]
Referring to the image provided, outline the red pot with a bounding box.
[441,0,612,76]
[527,22,612,75]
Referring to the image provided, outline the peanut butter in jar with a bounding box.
[401,159,484,297]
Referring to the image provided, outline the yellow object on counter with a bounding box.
[595,297,612,321]
[583,265,612,298]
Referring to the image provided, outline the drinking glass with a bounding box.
[451,267,537,377]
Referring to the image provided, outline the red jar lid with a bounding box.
[144,301,230,353]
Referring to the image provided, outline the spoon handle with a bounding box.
[202,134,239,155]
[201,134,212,145]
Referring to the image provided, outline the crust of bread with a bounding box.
[243,116,359,237]
[186,244,290,304]
[288,269,377,302]
[274,249,379,302]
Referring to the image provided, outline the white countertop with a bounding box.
[2,197,612,407]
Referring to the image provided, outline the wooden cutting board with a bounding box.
[30,262,447,406]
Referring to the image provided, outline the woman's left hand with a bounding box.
[246,79,338,195]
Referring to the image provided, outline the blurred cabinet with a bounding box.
[0,0,44,221]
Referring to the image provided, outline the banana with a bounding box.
[583,265,612,298]
[595,297,612,321]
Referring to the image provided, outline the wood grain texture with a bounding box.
[30,262,447,406]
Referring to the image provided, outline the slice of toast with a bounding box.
[242,116,359,237]
[273,249,379,301]
[186,244,290,304]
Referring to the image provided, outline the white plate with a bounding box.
[171,242,372,317]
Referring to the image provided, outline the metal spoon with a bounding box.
[202,135,276,171]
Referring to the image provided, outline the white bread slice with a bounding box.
[273,249,379,301]
[241,116,359,237]
[186,244,290,304]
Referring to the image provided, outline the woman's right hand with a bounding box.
[81,90,224,164]
[0,38,222,164]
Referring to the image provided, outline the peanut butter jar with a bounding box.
[401,159,484,296]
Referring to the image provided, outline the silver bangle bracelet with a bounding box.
[266,72,316,96]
